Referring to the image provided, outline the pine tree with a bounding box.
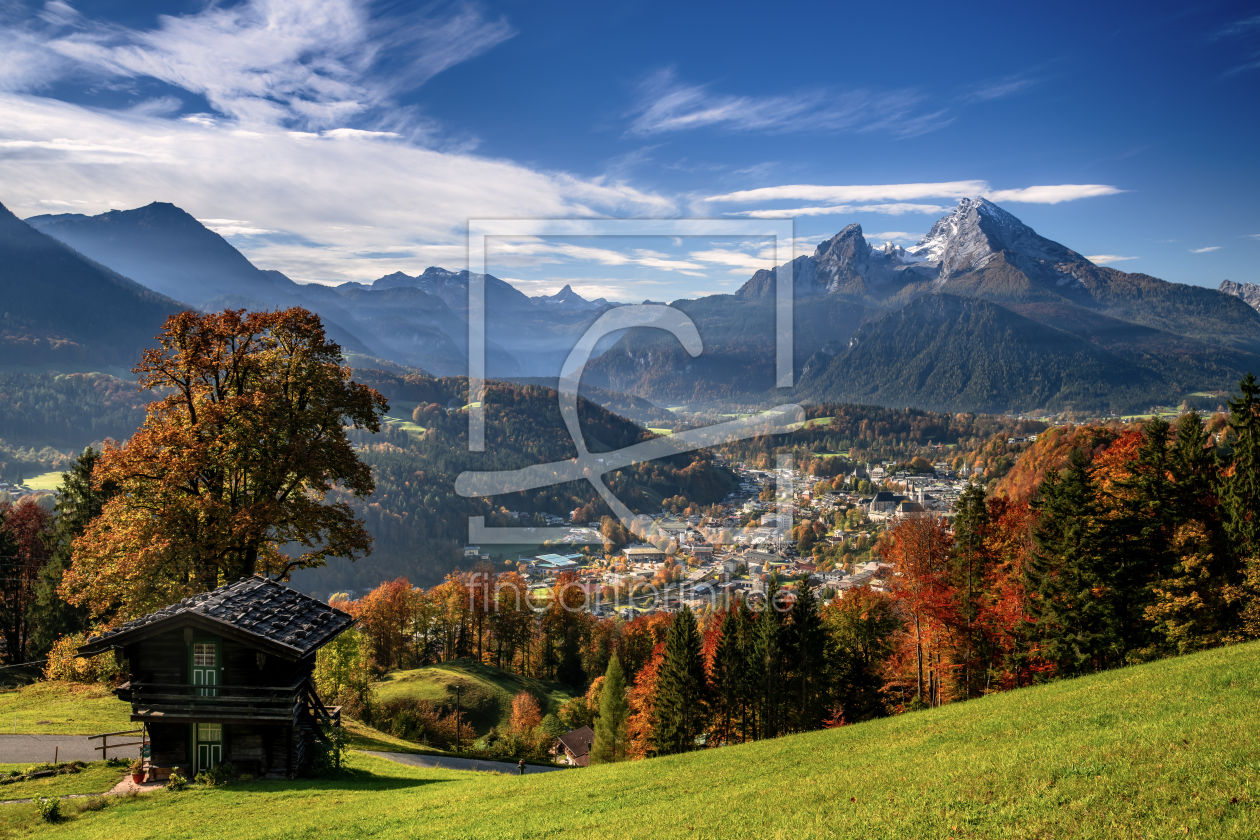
[590,655,629,763]
[785,576,828,731]
[1219,373,1260,638]
[1110,417,1176,657]
[652,607,707,754]
[1026,450,1124,676]
[733,597,756,741]
[1170,411,1215,523]
[27,448,116,655]
[710,605,748,743]
[1221,373,1260,559]
[750,579,784,738]
[950,482,992,699]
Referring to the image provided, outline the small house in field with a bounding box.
[78,576,353,780]
[553,725,594,767]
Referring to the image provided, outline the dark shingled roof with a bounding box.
[556,725,594,758]
[79,576,353,659]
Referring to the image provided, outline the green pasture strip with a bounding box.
[12,641,1257,839]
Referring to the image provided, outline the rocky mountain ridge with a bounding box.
[1220,279,1260,312]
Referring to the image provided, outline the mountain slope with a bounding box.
[798,294,1168,413]
[0,202,182,366]
[27,641,1260,838]
[25,201,619,380]
[26,202,298,308]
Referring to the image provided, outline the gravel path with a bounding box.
[359,750,565,775]
[0,735,140,764]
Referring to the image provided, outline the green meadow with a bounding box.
[13,472,63,491]
[1,640,1254,838]
[374,659,575,735]
[0,682,132,736]
[0,763,121,802]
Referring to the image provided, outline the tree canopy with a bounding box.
[62,308,387,619]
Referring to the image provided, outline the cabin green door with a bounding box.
[195,723,222,772]
[191,641,220,697]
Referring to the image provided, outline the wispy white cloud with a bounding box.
[487,239,707,274]
[2,0,514,129]
[1211,13,1260,39]
[960,75,1038,103]
[705,181,1123,206]
[1086,254,1139,264]
[198,219,278,236]
[704,181,988,204]
[985,184,1124,203]
[866,231,922,243]
[1190,246,1222,253]
[627,68,951,138]
[0,92,674,283]
[1208,13,1260,75]
[729,202,949,219]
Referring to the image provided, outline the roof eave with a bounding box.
[77,611,324,661]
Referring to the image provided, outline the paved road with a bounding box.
[360,750,564,775]
[0,735,140,764]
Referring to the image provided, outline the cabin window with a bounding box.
[193,643,216,667]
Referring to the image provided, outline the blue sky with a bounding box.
[0,0,1257,301]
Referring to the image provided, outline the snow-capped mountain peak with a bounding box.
[905,197,1080,281]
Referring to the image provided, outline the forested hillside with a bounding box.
[0,372,147,449]
[716,402,1045,485]
[295,372,738,594]
[798,294,1175,413]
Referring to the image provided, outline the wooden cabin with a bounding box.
[78,576,353,780]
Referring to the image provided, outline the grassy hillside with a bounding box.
[4,640,1256,838]
[0,762,122,801]
[374,659,574,735]
[0,682,132,735]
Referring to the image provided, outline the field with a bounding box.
[789,416,834,431]
[382,416,427,435]
[0,682,132,735]
[0,640,1253,838]
[15,472,63,491]
[374,659,575,735]
[0,763,121,801]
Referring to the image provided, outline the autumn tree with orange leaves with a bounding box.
[880,513,957,707]
[62,308,387,619]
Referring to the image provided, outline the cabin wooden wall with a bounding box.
[148,721,189,770]
[123,629,316,688]
[125,630,186,685]
[221,639,313,687]
[147,721,298,778]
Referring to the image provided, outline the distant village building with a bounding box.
[553,726,595,767]
[532,553,584,571]
[623,546,666,563]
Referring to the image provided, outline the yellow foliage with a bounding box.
[42,633,122,684]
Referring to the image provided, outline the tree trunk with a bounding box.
[914,614,924,704]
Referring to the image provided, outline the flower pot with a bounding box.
[131,773,145,784]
